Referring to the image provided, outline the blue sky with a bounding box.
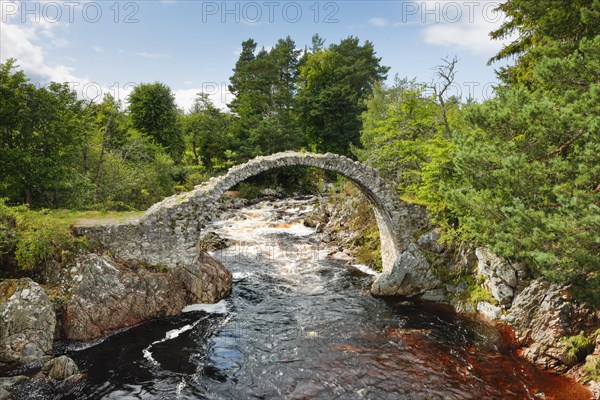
[1,1,513,110]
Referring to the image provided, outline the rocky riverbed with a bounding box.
[0,252,231,398]
[0,193,598,399]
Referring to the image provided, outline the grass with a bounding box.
[583,355,600,382]
[46,209,145,227]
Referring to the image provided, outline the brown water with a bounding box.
[12,198,590,399]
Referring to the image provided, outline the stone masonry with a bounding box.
[77,152,431,296]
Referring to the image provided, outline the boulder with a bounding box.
[421,288,446,302]
[477,301,503,321]
[371,244,442,297]
[475,247,526,306]
[176,253,232,304]
[59,253,231,341]
[197,232,231,252]
[506,279,599,371]
[40,355,80,380]
[303,205,329,229]
[0,278,56,364]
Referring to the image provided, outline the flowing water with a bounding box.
[13,197,590,399]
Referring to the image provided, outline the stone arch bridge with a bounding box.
[79,152,436,297]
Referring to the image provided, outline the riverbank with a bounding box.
[0,193,598,398]
[310,184,600,398]
[3,196,593,399]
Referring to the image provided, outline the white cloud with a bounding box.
[369,17,389,27]
[134,52,172,59]
[93,46,104,53]
[408,1,516,57]
[173,86,232,112]
[421,18,508,56]
[0,17,114,104]
[0,19,81,83]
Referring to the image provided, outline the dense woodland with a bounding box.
[1,1,599,302]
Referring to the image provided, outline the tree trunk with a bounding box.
[24,188,32,205]
[94,114,113,202]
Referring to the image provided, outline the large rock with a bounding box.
[477,301,503,320]
[40,355,80,381]
[475,247,526,306]
[176,253,232,304]
[303,204,329,231]
[371,243,442,297]
[506,279,599,371]
[196,232,231,252]
[59,253,231,341]
[0,278,56,364]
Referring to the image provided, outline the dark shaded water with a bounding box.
[12,198,590,399]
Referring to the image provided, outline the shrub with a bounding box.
[327,181,382,270]
[0,201,87,282]
[237,182,264,200]
[583,355,600,382]
[0,200,18,254]
[562,332,596,364]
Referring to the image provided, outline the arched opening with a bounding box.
[140,152,406,274]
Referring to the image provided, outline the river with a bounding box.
[15,197,590,399]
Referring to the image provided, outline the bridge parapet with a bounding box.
[77,152,437,297]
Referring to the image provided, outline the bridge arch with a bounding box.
[142,152,411,270]
[79,152,432,297]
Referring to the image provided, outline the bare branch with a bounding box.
[428,56,459,136]
[529,131,584,162]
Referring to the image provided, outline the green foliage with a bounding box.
[489,0,600,87]
[444,39,600,302]
[90,130,178,210]
[0,59,91,208]
[355,76,459,211]
[233,167,323,200]
[464,284,498,307]
[228,36,305,162]
[0,62,183,211]
[182,166,212,191]
[297,37,389,155]
[181,92,231,171]
[0,199,17,243]
[353,229,382,271]
[352,1,600,304]
[561,332,596,364]
[583,355,600,381]
[236,182,265,200]
[327,182,382,270]
[0,200,87,282]
[128,82,184,162]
